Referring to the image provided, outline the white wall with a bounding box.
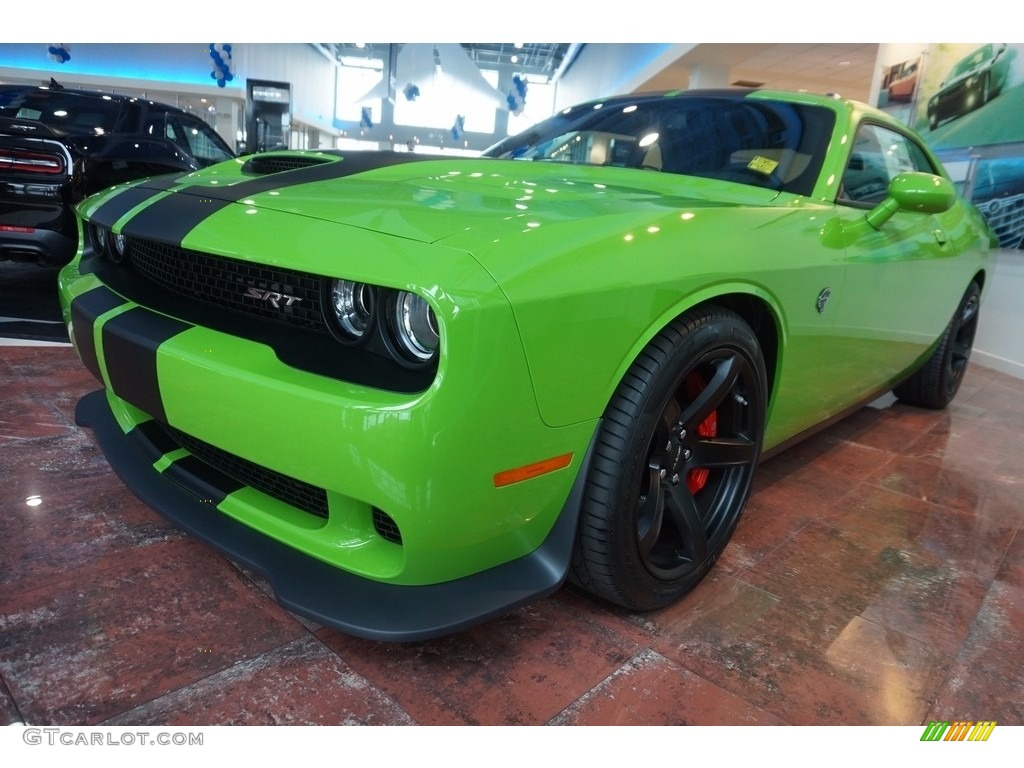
[975,250,1024,378]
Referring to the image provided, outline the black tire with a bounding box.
[894,281,981,409]
[570,306,767,611]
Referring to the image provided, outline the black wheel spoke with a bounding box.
[664,483,708,565]
[692,436,758,468]
[637,464,665,556]
[677,353,739,429]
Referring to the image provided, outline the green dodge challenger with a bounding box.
[58,89,995,640]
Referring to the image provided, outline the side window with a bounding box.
[839,123,936,206]
[175,115,233,166]
[163,116,191,153]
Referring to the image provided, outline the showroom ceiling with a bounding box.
[316,43,578,81]
[637,43,881,102]
[317,43,882,101]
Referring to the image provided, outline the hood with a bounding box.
[121,151,779,247]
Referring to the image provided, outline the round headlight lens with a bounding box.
[90,224,108,256]
[110,231,128,262]
[393,291,439,362]
[330,279,374,339]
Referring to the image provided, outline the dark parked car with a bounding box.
[1,83,234,266]
[927,43,1013,130]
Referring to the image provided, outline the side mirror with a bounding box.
[866,172,956,229]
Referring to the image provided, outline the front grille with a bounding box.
[372,508,403,544]
[165,424,329,519]
[242,155,336,175]
[127,237,327,331]
[979,192,1024,249]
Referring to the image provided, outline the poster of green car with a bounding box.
[916,43,1023,147]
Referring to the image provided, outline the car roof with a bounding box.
[0,83,191,117]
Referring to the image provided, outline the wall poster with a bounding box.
[876,43,1024,249]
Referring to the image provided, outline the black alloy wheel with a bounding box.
[895,281,981,409]
[570,306,767,611]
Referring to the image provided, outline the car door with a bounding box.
[829,121,973,402]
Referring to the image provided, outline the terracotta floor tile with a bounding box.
[719,479,834,572]
[550,648,785,725]
[967,379,1024,433]
[742,520,916,613]
[866,454,996,516]
[857,562,989,657]
[927,658,1024,724]
[995,530,1024,588]
[0,395,77,442]
[948,581,1024,678]
[905,418,1024,483]
[822,399,950,453]
[104,636,413,725]
[316,596,643,725]
[0,469,184,599]
[635,570,781,640]
[832,485,1017,582]
[654,607,949,725]
[0,675,22,725]
[0,538,307,725]
[927,581,1024,724]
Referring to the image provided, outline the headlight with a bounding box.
[329,279,375,340]
[391,291,439,363]
[110,230,128,262]
[89,223,108,256]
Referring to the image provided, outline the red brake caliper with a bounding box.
[684,373,717,494]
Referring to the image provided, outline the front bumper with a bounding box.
[60,258,597,637]
[76,388,592,641]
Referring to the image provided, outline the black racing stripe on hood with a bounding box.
[120,194,233,243]
[216,151,439,201]
[101,306,192,424]
[90,174,189,229]
[116,151,453,246]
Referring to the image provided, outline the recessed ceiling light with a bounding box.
[838,60,851,66]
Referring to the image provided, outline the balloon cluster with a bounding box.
[208,44,234,88]
[506,75,527,116]
[450,115,466,142]
[47,45,71,64]
[403,82,421,102]
[360,107,374,129]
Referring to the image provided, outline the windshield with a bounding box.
[485,93,836,196]
[0,86,124,135]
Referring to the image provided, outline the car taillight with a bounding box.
[0,148,66,174]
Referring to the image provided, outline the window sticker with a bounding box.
[747,155,780,175]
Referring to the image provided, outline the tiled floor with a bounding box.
[1,343,1021,726]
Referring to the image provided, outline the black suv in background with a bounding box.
[1,83,235,267]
